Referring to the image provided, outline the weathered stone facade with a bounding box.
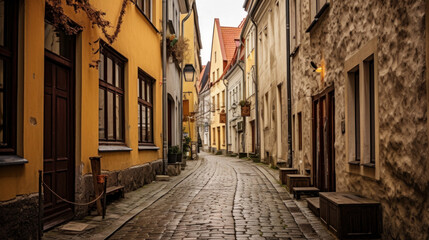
[253,0,288,166]
[292,0,428,239]
[0,194,39,239]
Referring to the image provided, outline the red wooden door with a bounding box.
[312,87,335,192]
[43,51,75,229]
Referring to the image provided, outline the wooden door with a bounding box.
[217,127,220,150]
[168,98,173,147]
[312,87,335,192]
[43,51,75,229]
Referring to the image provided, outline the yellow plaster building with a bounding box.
[182,1,202,145]
[209,19,242,153]
[0,0,175,237]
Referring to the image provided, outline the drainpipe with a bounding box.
[286,0,293,168]
[222,78,228,155]
[249,17,260,158]
[180,2,194,153]
[162,0,168,174]
[237,60,246,153]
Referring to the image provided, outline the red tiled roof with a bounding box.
[197,65,206,92]
[220,26,242,63]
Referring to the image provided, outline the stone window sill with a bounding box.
[362,162,375,168]
[98,145,133,152]
[0,155,28,166]
[290,45,300,58]
[138,145,160,151]
[306,3,330,33]
[348,160,360,166]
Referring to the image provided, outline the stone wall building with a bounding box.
[290,0,428,239]
[251,0,288,166]
[197,63,211,152]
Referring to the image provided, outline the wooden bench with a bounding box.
[320,192,382,239]
[279,168,298,185]
[292,187,319,199]
[306,197,320,217]
[286,174,310,192]
[106,185,125,198]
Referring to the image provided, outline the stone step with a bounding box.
[279,168,299,185]
[307,197,320,217]
[155,175,170,181]
[292,187,319,199]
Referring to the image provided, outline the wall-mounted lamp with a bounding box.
[311,61,323,73]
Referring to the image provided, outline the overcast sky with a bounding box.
[196,0,247,64]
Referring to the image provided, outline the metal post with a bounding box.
[38,170,43,239]
[162,0,168,175]
[102,176,107,219]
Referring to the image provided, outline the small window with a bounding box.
[138,69,154,145]
[222,90,225,107]
[0,0,18,155]
[298,112,302,151]
[136,0,152,21]
[214,52,217,63]
[217,93,220,110]
[217,68,220,80]
[99,43,126,144]
[367,58,375,164]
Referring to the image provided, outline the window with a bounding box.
[345,38,379,179]
[138,69,154,145]
[217,93,220,110]
[212,127,215,144]
[290,0,301,50]
[214,51,217,63]
[368,58,375,164]
[307,0,329,32]
[212,72,215,82]
[264,93,269,128]
[311,0,327,19]
[212,96,215,114]
[99,43,126,144]
[217,68,219,80]
[298,112,302,151]
[0,0,18,155]
[136,0,152,21]
[222,90,225,107]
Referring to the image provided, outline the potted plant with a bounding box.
[239,100,251,116]
[168,146,178,163]
[176,150,183,163]
[183,137,191,158]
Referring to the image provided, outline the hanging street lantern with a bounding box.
[183,64,196,82]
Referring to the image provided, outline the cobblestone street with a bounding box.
[109,154,333,240]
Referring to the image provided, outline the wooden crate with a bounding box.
[319,192,382,239]
[279,168,298,185]
[286,174,310,192]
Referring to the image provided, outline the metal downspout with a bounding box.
[286,0,293,168]
[249,17,260,158]
[180,2,194,152]
[162,0,168,174]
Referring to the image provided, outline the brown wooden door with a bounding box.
[217,127,220,150]
[312,87,335,192]
[168,97,173,147]
[43,51,75,229]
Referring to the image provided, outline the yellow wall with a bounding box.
[209,23,226,150]
[0,0,163,201]
[182,9,200,142]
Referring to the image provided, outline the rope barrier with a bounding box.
[42,182,104,206]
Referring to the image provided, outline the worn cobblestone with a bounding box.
[109,154,333,239]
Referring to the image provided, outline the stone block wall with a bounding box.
[75,159,163,218]
[292,0,428,239]
[0,194,39,239]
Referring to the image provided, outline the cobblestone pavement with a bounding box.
[109,154,334,240]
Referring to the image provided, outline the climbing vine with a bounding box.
[45,0,130,67]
